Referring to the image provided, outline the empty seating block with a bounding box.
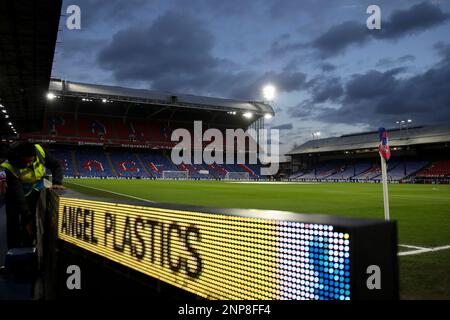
[77,151,115,177]
[416,160,450,178]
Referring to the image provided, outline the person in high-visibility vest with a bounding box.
[0,141,65,249]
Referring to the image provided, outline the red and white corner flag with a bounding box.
[378,127,391,220]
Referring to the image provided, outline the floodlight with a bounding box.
[47,92,56,100]
[262,84,276,101]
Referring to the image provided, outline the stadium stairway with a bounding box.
[146,161,161,177]
[135,153,153,178]
[71,150,80,176]
[105,152,119,177]
[140,153,177,178]
[109,152,147,178]
[238,164,257,177]
[178,163,203,179]
[404,161,429,179]
[209,164,227,178]
[50,148,76,177]
[350,161,372,179]
[246,164,261,177]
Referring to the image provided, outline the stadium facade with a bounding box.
[287,124,450,184]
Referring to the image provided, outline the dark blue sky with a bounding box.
[54,0,450,155]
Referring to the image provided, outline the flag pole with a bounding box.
[380,154,390,220]
[378,127,391,221]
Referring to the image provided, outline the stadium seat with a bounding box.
[109,151,148,178]
[78,116,113,139]
[77,150,116,177]
[46,115,75,136]
[48,148,77,177]
[415,160,450,178]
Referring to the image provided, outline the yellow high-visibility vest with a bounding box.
[0,144,46,195]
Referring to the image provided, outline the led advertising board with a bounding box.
[57,196,397,300]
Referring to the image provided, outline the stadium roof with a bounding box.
[48,79,275,116]
[0,0,62,135]
[287,123,450,155]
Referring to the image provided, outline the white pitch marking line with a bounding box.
[66,181,155,203]
[398,245,450,256]
[398,244,430,250]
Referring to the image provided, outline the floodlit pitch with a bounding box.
[64,179,450,299]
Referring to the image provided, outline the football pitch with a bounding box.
[64,179,450,299]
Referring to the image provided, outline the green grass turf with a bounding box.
[63,179,450,299]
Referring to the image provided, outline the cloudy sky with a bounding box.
[54,0,450,156]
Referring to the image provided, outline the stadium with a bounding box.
[18,78,272,181]
[0,0,449,302]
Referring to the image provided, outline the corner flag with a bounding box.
[378,127,391,220]
[378,128,391,161]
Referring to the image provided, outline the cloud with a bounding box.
[309,77,344,103]
[97,10,310,99]
[271,123,293,130]
[375,54,416,68]
[287,42,450,127]
[319,62,337,72]
[98,11,220,85]
[288,100,328,119]
[313,47,450,126]
[285,76,343,120]
[66,0,150,28]
[345,68,405,101]
[374,1,450,40]
[275,1,449,58]
[269,33,306,57]
[434,41,450,64]
[312,21,371,57]
[58,37,106,60]
[180,0,265,17]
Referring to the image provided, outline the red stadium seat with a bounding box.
[416,160,450,177]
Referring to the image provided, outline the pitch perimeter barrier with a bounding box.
[39,189,398,300]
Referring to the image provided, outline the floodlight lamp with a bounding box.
[262,84,276,101]
[47,92,56,100]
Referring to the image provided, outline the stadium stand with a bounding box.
[290,159,431,182]
[288,123,450,154]
[416,160,450,178]
[4,78,272,181]
[288,123,450,184]
[47,147,263,180]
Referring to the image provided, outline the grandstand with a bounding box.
[14,79,274,180]
[287,123,450,184]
